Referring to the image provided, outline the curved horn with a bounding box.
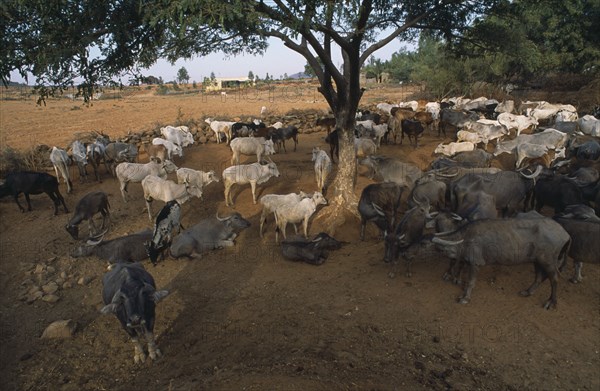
[520,164,543,179]
[216,211,228,221]
[450,213,463,221]
[432,237,464,246]
[371,202,385,216]
[412,194,422,206]
[86,226,109,244]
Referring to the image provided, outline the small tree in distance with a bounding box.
[176,67,190,85]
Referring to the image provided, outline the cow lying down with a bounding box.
[170,212,251,258]
[281,232,343,265]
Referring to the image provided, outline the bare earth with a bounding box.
[0,85,598,390]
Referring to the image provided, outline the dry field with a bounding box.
[0,84,598,390]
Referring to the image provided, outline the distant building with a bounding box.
[205,77,254,91]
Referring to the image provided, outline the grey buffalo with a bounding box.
[432,215,571,309]
[71,229,152,263]
[170,212,251,258]
[281,232,343,265]
[100,263,169,363]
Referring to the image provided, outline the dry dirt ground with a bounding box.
[0,85,598,390]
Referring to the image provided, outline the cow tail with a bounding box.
[557,238,571,275]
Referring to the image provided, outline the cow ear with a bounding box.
[153,290,169,303]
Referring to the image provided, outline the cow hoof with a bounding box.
[543,300,556,310]
[569,277,581,284]
[457,297,470,305]
[442,272,452,282]
[518,290,531,297]
[149,348,162,360]
[134,352,147,364]
[405,272,412,278]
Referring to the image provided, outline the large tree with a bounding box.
[1,0,494,226]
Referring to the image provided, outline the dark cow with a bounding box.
[554,206,600,283]
[316,117,336,134]
[452,149,493,167]
[432,215,571,309]
[455,190,497,222]
[170,212,251,258]
[281,232,343,265]
[324,129,339,163]
[400,119,425,148]
[71,229,152,263]
[100,263,169,363]
[449,166,542,217]
[231,121,266,139]
[0,171,68,215]
[384,197,432,276]
[408,176,446,211]
[532,172,584,214]
[439,109,480,138]
[145,200,183,265]
[65,191,110,240]
[271,126,299,153]
[358,182,406,240]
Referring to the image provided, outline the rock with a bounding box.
[46,266,56,274]
[198,136,208,144]
[41,320,77,339]
[55,278,64,286]
[28,285,42,295]
[60,271,68,279]
[42,282,59,294]
[42,294,60,303]
[34,264,46,274]
[62,281,73,290]
[27,291,43,303]
[78,276,92,285]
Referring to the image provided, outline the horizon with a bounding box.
[9,36,414,86]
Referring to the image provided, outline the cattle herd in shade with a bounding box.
[1,97,599,364]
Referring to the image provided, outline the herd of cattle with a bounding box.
[0,96,599,363]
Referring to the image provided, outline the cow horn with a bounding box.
[451,213,463,221]
[216,212,228,221]
[372,202,385,216]
[432,237,464,246]
[520,164,543,179]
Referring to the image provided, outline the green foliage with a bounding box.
[248,70,254,80]
[176,67,190,84]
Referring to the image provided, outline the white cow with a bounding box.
[434,141,476,157]
[577,115,600,136]
[205,118,236,144]
[50,147,73,194]
[497,113,539,136]
[222,161,281,206]
[312,147,332,194]
[152,137,183,160]
[230,137,275,165]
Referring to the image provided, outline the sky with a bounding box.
[10,36,413,85]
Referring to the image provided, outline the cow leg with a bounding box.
[120,181,128,203]
[360,219,366,241]
[519,263,546,297]
[259,210,267,238]
[443,259,463,285]
[404,256,413,278]
[145,331,161,360]
[458,264,478,304]
[131,337,147,364]
[570,261,583,283]
[13,193,25,212]
[543,271,559,310]
[88,218,97,236]
[302,218,309,238]
[293,137,298,152]
[145,199,153,221]
[24,193,33,211]
[250,182,258,204]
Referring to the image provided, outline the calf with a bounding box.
[281,233,343,265]
[100,263,169,363]
[145,200,183,265]
[259,192,309,238]
[142,175,203,220]
[324,129,339,163]
[0,171,68,215]
[274,192,328,243]
[358,182,405,241]
[316,117,336,134]
[65,191,110,240]
[71,140,88,183]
